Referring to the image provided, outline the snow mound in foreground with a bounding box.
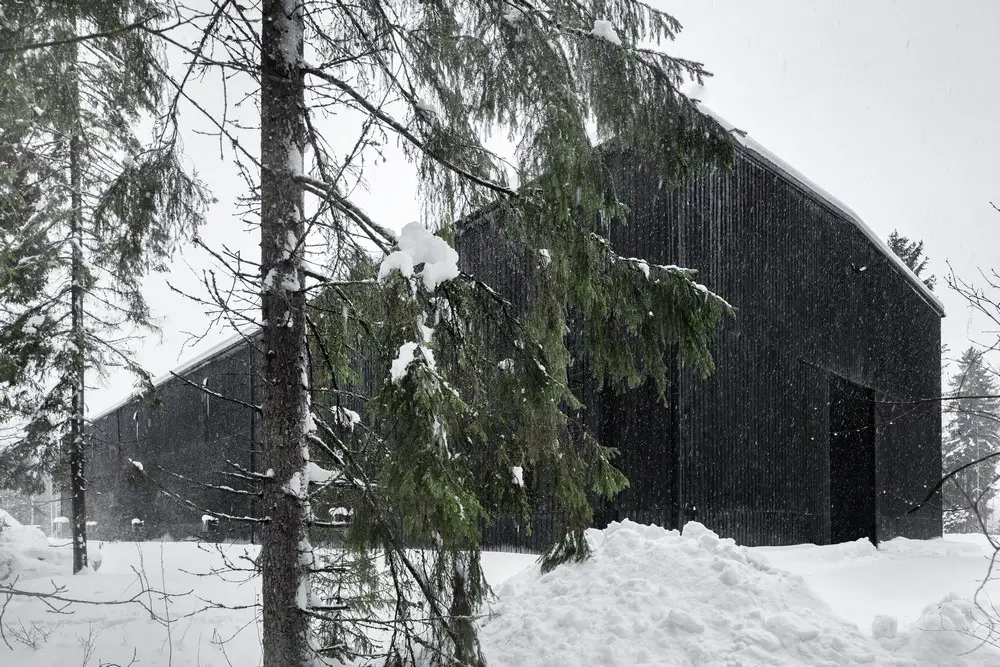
[0,511,63,582]
[0,508,22,529]
[0,509,97,580]
[880,535,989,559]
[480,520,1000,666]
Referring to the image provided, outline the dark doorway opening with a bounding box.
[829,378,877,545]
[596,380,677,531]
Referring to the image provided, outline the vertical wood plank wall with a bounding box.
[86,146,942,547]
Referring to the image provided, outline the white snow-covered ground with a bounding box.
[757,533,1000,632]
[483,522,1000,666]
[3,513,1000,666]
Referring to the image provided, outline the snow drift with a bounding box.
[0,509,103,580]
[0,509,64,581]
[480,520,1000,666]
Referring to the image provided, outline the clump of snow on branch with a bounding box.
[591,19,621,46]
[414,97,442,119]
[390,340,437,383]
[628,258,650,279]
[329,507,353,525]
[22,314,45,334]
[502,6,525,24]
[391,342,419,382]
[307,461,337,485]
[263,267,301,293]
[281,230,299,261]
[379,251,414,282]
[284,472,303,498]
[333,406,361,430]
[378,222,459,292]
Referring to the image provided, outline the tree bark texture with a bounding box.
[259,1,311,665]
[68,35,88,576]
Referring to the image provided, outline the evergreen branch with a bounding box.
[153,484,271,524]
[150,463,263,498]
[223,459,272,482]
[298,178,394,252]
[302,66,522,201]
[0,16,165,54]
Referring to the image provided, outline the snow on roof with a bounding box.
[92,327,259,421]
[699,104,945,317]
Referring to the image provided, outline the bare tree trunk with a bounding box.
[259,1,311,665]
[68,34,88,576]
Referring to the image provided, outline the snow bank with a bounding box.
[0,508,21,530]
[0,511,65,581]
[758,533,1000,634]
[879,535,990,558]
[0,510,103,579]
[481,520,1000,666]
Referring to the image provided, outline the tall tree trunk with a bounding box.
[259,1,311,665]
[68,35,88,576]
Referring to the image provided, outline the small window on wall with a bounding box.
[203,377,210,417]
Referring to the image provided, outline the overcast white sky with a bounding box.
[88,0,1000,414]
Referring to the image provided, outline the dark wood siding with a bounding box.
[86,146,942,548]
[594,148,941,546]
[88,341,260,540]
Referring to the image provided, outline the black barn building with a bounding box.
[86,131,943,547]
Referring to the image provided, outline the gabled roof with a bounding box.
[700,105,945,318]
[92,108,944,423]
[91,328,257,420]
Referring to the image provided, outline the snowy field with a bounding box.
[4,512,1000,666]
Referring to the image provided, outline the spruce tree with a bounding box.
[0,1,208,572]
[0,0,737,661]
[888,230,936,291]
[160,0,738,664]
[943,346,1000,532]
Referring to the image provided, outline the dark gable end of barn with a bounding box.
[85,141,943,547]
[588,144,941,547]
[457,143,942,548]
